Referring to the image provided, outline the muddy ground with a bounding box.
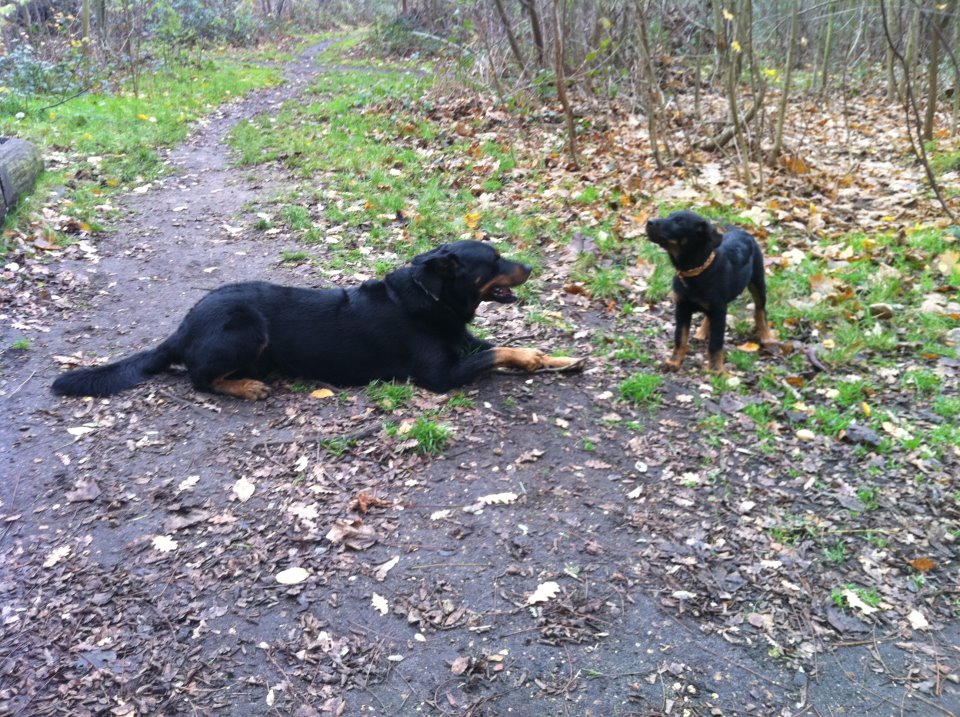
[1,42,958,717]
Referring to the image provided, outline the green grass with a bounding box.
[366,380,414,411]
[408,416,453,455]
[10,338,30,350]
[1,59,280,253]
[619,373,663,407]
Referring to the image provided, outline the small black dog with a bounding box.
[646,211,775,372]
[52,241,583,399]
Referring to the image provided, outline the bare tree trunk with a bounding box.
[771,0,800,161]
[635,0,664,168]
[923,0,945,140]
[550,0,578,168]
[818,0,836,94]
[492,0,530,80]
[520,0,546,68]
[81,0,91,57]
[901,2,922,100]
[952,1,960,134]
[880,0,956,220]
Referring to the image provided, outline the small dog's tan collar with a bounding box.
[676,251,716,280]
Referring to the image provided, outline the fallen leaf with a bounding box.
[371,592,389,615]
[233,477,255,502]
[450,656,470,675]
[907,557,936,572]
[310,388,335,399]
[374,556,400,581]
[177,475,200,492]
[907,609,930,630]
[276,567,309,585]
[65,479,101,502]
[43,545,71,568]
[736,341,760,352]
[325,519,378,550]
[526,580,561,605]
[152,535,178,553]
[478,492,518,505]
[842,588,878,615]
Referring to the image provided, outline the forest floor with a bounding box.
[1,37,958,717]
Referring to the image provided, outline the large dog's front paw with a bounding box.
[538,354,587,373]
[492,348,585,374]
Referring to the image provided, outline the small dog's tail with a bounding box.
[52,336,180,397]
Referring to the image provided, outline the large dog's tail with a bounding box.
[52,336,180,397]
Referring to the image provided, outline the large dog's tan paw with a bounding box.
[212,378,270,400]
[537,355,587,373]
[492,348,586,374]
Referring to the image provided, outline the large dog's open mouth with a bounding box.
[480,265,531,304]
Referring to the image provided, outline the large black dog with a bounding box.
[52,241,583,399]
[646,211,776,373]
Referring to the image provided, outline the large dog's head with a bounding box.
[409,241,531,321]
[645,211,723,265]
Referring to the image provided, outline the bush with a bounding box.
[149,0,259,48]
[0,44,81,95]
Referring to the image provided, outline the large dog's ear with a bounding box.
[412,247,460,276]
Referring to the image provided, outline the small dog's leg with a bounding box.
[694,318,710,341]
[747,282,778,348]
[706,309,728,374]
[664,303,694,371]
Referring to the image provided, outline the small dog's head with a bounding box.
[410,241,531,320]
[646,211,723,264]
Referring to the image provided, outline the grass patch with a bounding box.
[366,380,414,411]
[619,372,663,407]
[1,58,280,253]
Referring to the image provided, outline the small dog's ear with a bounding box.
[705,221,724,249]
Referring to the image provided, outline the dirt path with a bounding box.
[1,42,957,717]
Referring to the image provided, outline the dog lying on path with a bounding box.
[52,241,584,399]
[646,211,776,373]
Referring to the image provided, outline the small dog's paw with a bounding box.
[661,359,682,372]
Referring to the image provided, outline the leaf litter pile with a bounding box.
[2,41,959,716]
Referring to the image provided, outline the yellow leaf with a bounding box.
[310,388,335,399]
[731,40,742,53]
[137,113,149,121]
[861,402,871,417]
[464,212,481,229]
[737,341,760,352]
[723,8,734,20]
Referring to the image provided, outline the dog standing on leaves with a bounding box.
[646,211,776,373]
[52,241,584,399]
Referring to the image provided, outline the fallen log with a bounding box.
[0,136,43,221]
